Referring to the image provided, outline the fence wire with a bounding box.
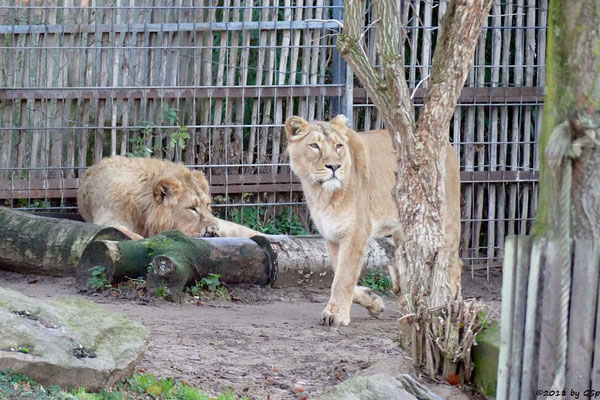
[0,0,547,275]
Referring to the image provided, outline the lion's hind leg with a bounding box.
[353,286,385,318]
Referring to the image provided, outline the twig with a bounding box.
[359,18,381,44]
[305,18,343,29]
[411,74,431,99]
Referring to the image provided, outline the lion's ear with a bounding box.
[154,178,182,205]
[191,169,210,195]
[285,116,309,141]
[330,114,348,128]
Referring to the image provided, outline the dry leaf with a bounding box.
[445,373,461,386]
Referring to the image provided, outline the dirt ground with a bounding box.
[0,268,501,400]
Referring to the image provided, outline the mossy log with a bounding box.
[76,230,271,301]
[76,231,395,301]
[0,207,130,276]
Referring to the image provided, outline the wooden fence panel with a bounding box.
[499,237,600,398]
[0,0,546,267]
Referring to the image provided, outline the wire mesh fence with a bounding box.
[0,0,547,274]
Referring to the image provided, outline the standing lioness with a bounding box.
[285,115,462,327]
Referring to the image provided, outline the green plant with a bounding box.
[187,273,230,299]
[230,207,309,235]
[126,373,157,393]
[199,273,222,292]
[215,285,231,301]
[86,266,110,291]
[127,122,155,158]
[359,268,393,293]
[16,198,50,209]
[0,369,249,400]
[127,135,153,158]
[169,124,190,149]
[155,284,170,299]
[477,309,490,329]
[164,106,191,150]
[187,281,203,296]
[0,369,63,399]
[126,107,190,159]
[73,389,123,400]
[177,384,210,400]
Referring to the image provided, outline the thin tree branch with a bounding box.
[337,0,393,123]
[417,0,494,145]
[374,0,416,137]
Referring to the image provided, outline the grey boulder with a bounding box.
[319,373,418,400]
[0,287,148,390]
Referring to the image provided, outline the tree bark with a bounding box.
[0,207,129,276]
[396,0,493,309]
[337,0,493,309]
[534,1,600,238]
[337,0,492,381]
[528,2,600,391]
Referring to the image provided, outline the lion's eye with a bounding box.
[310,143,319,149]
[189,207,198,214]
[336,143,343,150]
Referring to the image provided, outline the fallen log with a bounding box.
[76,230,395,301]
[76,230,271,300]
[0,207,130,276]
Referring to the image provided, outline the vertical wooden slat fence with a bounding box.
[0,0,546,271]
[498,236,600,399]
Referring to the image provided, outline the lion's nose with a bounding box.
[325,163,341,172]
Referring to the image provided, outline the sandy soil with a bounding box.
[0,269,500,399]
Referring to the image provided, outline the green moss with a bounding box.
[472,323,500,398]
[533,1,567,235]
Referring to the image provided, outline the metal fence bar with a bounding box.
[0,0,547,269]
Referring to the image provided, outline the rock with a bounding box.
[354,355,469,400]
[0,288,148,391]
[318,373,417,400]
[472,323,500,399]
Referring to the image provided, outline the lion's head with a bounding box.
[78,156,221,238]
[285,115,355,192]
[144,166,218,237]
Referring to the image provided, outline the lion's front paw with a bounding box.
[321,304,350,327]
[202,224,220,237]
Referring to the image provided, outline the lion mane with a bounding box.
[78,156,261,240]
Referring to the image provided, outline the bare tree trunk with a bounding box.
[338,0,492,309]
[535,1,600,239]
[337,0,492,380]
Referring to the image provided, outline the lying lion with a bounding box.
[77,156,262,240]
[285,115,462,327]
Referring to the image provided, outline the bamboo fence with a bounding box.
[0,0,547,271]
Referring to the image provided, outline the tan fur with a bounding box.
[78,156,262,239]
[285,115,462,326]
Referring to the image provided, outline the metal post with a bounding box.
[345,65,354,128]
[330,0,346,118]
